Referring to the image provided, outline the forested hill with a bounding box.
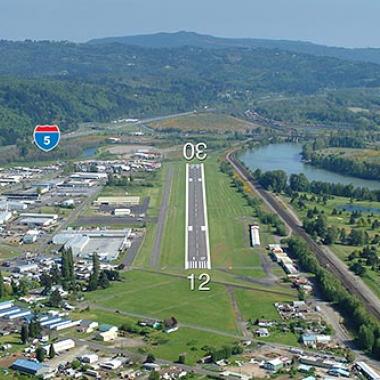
[1,39,380,145]
[89,31,380,65]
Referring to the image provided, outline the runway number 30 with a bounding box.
[183,142,208,161]
[187,273,211,291]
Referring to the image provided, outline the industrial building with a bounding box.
[52,229,132,261]
[18,213,58,227]
[11,359,52,377]
[42,339,76,354]
[250,225,260,246]
[0,211,12,225]
[95,196,140,205]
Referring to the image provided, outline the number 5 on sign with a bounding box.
[33,125,60,152]
[183,142,207,161]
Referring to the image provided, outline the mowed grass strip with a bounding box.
[205,156,265,274]
[159,163,186,268]
[146,327,237,365]
[85,270,239,335]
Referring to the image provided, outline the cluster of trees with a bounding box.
[258,170,380,202]
[221,162,287,236]
[87,253,120,291]
[286,237,380,357]
[308,154,380,181]
[302,135,367,161]
[348,246,379,276]
[207,344,243,362]
[303,211,338,245]
[20,318,42,344]
[302,135,380,180]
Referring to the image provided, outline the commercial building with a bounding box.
[355,361,380,380]
[264,359,283,372]
[11,359,51,377]
[250,225,260,246]
[43,339,75,354]
[95,196,140,205]
[53,229,132,261]
[96,330,118,342]
[0,211,12,225]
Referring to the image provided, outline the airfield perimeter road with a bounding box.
[186,163,211,269]
[149,164,174,268]
[226,149,380,321]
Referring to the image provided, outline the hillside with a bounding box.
[1,38,380,145]
[89,31,380,65]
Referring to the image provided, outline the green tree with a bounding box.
[49,289,62,308]
[358,324,375,351]
[49,344,56,359]
[88,253,100,291]
[98,271,110,289]
[20,325,28,344]
[145,353,156,363]
[36,347,45,362]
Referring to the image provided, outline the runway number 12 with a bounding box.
[187,273,211,291]
[183,142,208,161]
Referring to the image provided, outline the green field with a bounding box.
[318,147,380,165]
[282,193,380,298]
[148,113,261,133]
[85,270,240,335]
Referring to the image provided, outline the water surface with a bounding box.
[239,143,380,190]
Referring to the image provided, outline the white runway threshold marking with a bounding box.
[185,163,211,270]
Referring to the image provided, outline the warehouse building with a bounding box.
[11,359,52,377]
[250,225,260,246]
[53,229,131,261]
[43,339,75,355]
[94,196,140,205]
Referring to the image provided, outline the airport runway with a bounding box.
[185,163,211,269]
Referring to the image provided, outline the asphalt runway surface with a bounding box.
[185,163,211,269]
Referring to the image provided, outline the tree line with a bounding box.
[287,237,380,357]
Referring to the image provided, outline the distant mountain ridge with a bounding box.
[88,31,380,65]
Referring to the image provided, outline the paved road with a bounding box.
[227,149,380,321]
[186,164,211,270]
[149,164,174,268]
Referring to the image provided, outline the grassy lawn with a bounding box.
[159,163,186,268]
[148,113,261,133]
[85,270,240,335]
[0,334,26,356]
[206,156,267,276]
[0,244,23,260]
[318,147,380,165]
[144,328,237,365]
[234,288,295,322]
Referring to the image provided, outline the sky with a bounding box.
[1,0,380,48]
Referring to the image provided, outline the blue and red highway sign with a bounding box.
[33,125,61,152]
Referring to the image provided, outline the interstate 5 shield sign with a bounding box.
[33,125,61,152]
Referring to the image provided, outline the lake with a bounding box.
[82,146,97,158]
[239,143,380,190]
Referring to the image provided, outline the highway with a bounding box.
[185,163,211,269]
[226,149,380,321]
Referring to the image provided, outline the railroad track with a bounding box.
[226,149,380,322]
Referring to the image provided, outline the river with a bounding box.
[239,143,380,190]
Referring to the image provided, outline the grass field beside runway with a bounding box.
[159,162,186,268]
[85,270,240,335]
[205,156,268,276]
